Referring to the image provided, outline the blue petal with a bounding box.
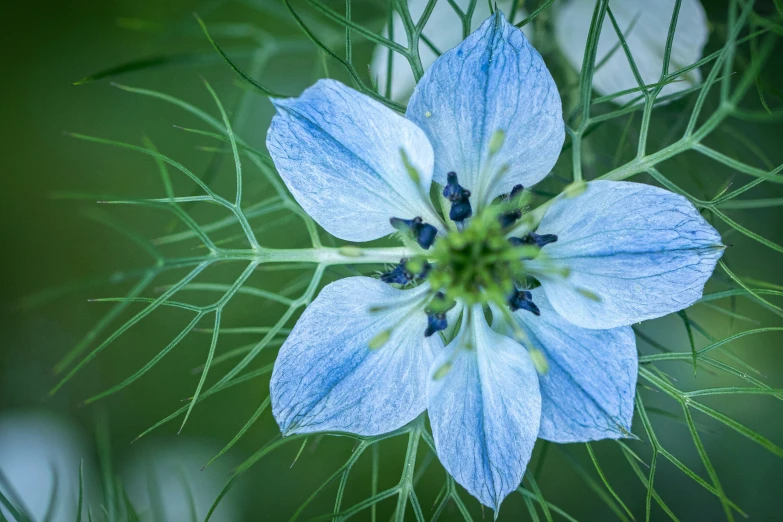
[270,277,440,436]
[267,80,442,242]
[370,0,531,102]
[406,12,564,208]
[493,290,637,443]
[534,181,724,329]
[427,305,540,511]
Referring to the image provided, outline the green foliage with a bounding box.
[20,0,783,520]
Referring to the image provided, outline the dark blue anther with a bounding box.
[497,184,525,228]
[443,172,473,222]
[509,232,559,249]
[450,199,473,223]
[380,263,413,285]
[508,288,541,316]
[505,184,525,202]
[424,292,453,337]
[442,172,464,200]
[425,312,448,337]
[390,217,438,249]
[380,259,431,285]
[415,222,438,249]
[498,209,522,229]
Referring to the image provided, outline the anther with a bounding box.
[425,312,448,337]
[509,232,558,249]
[443,172,473,222]
[380,258,431,285]
[498,209,522,229]
[496,184,525,228]
[390,217,438,249]
[424,292,455,337]
[380,263,413,285]
[507,288,540,316]
[505,184,525,202]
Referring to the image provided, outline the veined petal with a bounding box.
[407,12,564,208]
[493,291,637,443]
[534,181,723,329]
[371,0,530,103]
[555,0,708,105]
[267,80,441,242]
[427,305,540,511]
[270,277,439,436]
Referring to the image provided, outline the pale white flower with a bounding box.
[371,0,530,102]
[0,411,96,522]
[121,438,247,522]
[554,0,709,105]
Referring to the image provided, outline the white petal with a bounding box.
[555,0,708,105]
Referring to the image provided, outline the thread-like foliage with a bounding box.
[28,0,783,520]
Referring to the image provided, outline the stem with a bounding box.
[207,246,412,265]
[393,416,423,522]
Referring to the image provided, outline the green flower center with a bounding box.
[425,209,539,307]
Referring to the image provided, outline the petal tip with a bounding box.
[490,8,508,22]
[537,181,726,329]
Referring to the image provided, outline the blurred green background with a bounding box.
[1,0,782,520]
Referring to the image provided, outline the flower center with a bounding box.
[382,174,559,337]
[427,202,537,307]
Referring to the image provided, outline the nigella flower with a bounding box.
[555,0,709,105]
[266,13,723,511]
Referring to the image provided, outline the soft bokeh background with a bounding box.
[1,0,781,520]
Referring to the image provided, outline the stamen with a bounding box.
[425,312,448,337]
[504,184,525,202]
[497,184,525,228]
[380,258,431,285]
[390,216,438,249]
[443,172,473,222]
[509,232,558,249]
[380,263,413,286]
[507,288,541,316]
[498,209,522,229]
[424,292,455,337]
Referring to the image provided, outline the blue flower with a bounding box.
[266,12,723,512]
